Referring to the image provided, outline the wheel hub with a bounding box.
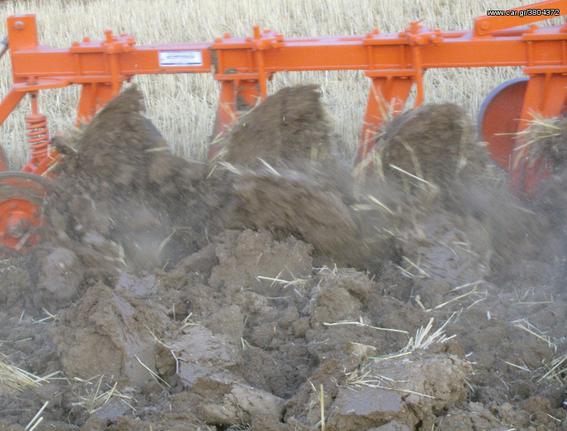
[0,172,49,253]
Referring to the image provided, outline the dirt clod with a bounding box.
[54,283,168,387]
[327,353,470,431]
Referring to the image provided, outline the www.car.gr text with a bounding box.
[486,8,560,17]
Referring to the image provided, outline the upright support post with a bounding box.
[0,89,26,171]
[355,75,414,165]
[209,79,261,160]
[511,73,567,194]
[208,25,279,160]
[77,83,121,124]
[0,88,25,129]
[237,80,262,108]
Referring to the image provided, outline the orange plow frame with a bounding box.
[1,0,567,251]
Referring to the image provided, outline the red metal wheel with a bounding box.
[478,77,529,171]
[0,171,50,254]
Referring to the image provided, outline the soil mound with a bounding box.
[45,86,212,273]
[216,85,391,268]
[230,168,373,266]
[378,103,483,190]
[222,84,335,168]
[373,102,553,276]
[527,115,567,277]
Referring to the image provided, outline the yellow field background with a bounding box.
[0,0,542,165]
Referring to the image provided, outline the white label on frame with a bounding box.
[159,51,203,67]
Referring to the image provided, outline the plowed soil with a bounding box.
[0,85,565,431]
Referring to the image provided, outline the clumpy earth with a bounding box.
[0,84,566,430]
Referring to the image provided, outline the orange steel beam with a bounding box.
[7,24,567,78]
[5,10,567,84]
[0,88,25,126]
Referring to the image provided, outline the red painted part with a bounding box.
[0,198,41,252]
[479,78,529,170]
[480,76,567,195]
[209,79,262,159]
[0,172,48,253]
[23,94,50,173]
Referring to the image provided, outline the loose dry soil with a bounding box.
[0,85,566,430]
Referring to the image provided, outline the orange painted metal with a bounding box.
[0,172,48,253]
[479,78,529,170]
[1,0,567,251]
[478,77,566,196]
[22,93,50,173]
[0,196,42,252]
[209,79,263,159]
[511,74,567,194]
